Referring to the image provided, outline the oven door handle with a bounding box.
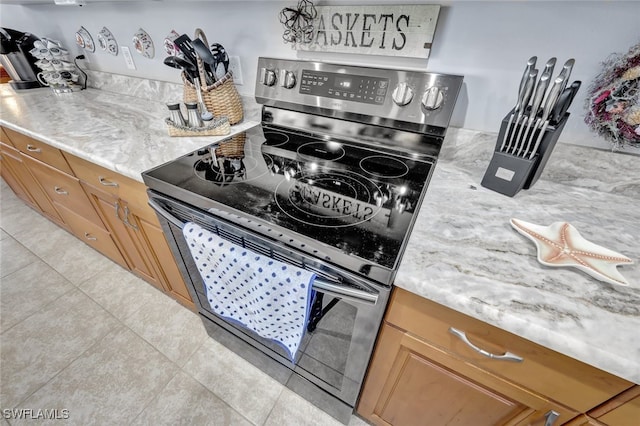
[148,198,186,229]
[312,279,378,305]
[148,198,379,305]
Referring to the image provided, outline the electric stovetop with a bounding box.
[144,124,435,272]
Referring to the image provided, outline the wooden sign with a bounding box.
[297,4,441,59]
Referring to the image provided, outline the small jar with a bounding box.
[167,103,186,127]
[185,102,203,128]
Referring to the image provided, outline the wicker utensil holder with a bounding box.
[165,116,230,137]
[214,132,246,158]
[183,71,243,125]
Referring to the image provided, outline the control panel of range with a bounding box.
[256,57,463,130]
[299,70,389,105]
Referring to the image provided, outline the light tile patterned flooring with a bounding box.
[0,181,369,426]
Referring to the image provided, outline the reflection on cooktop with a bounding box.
[275,170,382,228]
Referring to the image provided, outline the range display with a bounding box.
[299,69,389,104]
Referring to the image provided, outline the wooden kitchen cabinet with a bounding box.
[1,126,194,310]
[580,386,640,426]
[1,141,39,208]
[0,141,65,226]
[357,288,634,426]
[65,153,194,309]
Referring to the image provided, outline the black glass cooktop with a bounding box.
[144,125,434,270]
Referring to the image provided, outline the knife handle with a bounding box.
[542,57,557,80]
[557,59,575,93]
[550,80,581,124]
[518,56,538,95]
[540,76,565,123]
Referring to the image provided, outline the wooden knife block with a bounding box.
[481,111,569,197]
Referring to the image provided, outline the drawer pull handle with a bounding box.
[84,232,97,241]
[26,144,42,153]
[542,410,560,426]
[99,176,119,187]
[54,186,68,195]
[449,327,523,362]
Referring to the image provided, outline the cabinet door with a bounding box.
[1,142,37,207]
[588,386,640,426]
[132,211,194,309]
[0,143,64,225]
[84,185,164,290]
[358,323,576,426]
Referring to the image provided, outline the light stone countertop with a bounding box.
[397,128,639,384]
[0,85,259,182]
[1,83,638,385]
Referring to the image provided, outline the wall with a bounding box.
[1,0,639,152]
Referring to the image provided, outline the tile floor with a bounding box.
[0,181,369,426]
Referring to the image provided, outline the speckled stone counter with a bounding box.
[0,84,259,182]
[396,128,639,384]
[1,83,638,385]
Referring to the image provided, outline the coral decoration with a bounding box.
[584,42,640,148]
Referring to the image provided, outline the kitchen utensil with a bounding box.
[504,69,537,153]
[515,69,551,156]
[210,43,230,79]
[191,38,216,85]
[499,57,537,152]
[164,55,198,82]
[557,59,575,93]
[193,77,214,121]
[173,34,199,68]
[541,57,556,80]
[550,80,581,124]
[527,75,566,159]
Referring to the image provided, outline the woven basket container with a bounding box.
[214,132,246,158]
[165,116,230,137]
[183,71,244,125]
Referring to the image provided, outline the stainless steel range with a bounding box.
[143,57,462,423]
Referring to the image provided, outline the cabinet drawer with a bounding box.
[56,204,128,269]
[386,287,633,413]
[3,127,73,174]
[0,127,15,146]
[64,153,152,216]
[21,155,104,228]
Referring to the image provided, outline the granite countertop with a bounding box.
[396,128,639,384]
[1,84,638,385]
[0,85,259,182]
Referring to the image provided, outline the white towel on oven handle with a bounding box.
[182,222,316,362]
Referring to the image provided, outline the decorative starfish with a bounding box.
[510,218,634,286]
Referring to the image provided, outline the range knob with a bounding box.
[279,70,296,89]
[260,68,277,86]
[422,86,444,110]
[391,82,414,106]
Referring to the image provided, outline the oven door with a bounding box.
[147,191,390,410]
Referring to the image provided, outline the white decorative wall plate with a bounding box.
[132,28,154,59]
[510,218,633,286]
[75,26,94,52]
[97,26,118,56]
